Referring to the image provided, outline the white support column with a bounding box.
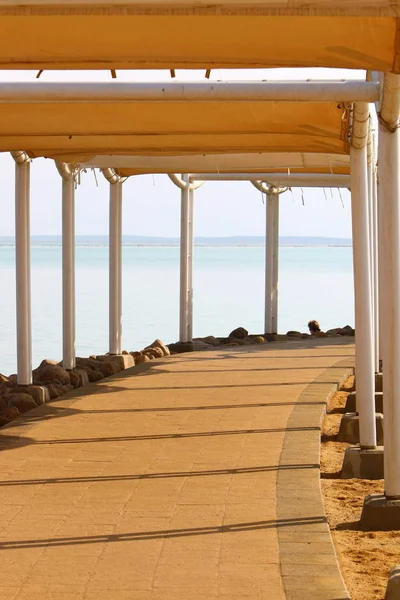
[271,192,280,334]
[187,186,194,342]
[264,192,274,334]
[377,163,384,369]
[350,145,376,449]
[379,81,400,497]
[179,176,190,342]
[15,159,32,385]
[367,136,377,373]
[62,173,76,370]
[109,181,123,355]
[372,156,380,374]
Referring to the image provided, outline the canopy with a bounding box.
[0,98,349,161]
[79,152,350,177]
[0,3,397,71]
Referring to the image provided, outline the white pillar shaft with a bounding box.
[271,194,279,334]
[62,175,76,370]
[109,182,122,355]
[377,171,384,367]
[380,125,400,497]
[372,167,380,373]
[367,156,379,373]
[264,193,274,334]
[179,179,189,342]
[187,187,194,342]
[15,160,32,385]
[350,145,376,449]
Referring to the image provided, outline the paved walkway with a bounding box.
[0,338,354,600]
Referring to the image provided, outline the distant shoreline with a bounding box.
[0,243,352,248]
[0,235,353,248]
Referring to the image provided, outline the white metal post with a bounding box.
[271,192,280,334]
[372,155,380,374]
[379,97,400,497]
[264,192,274,334]
[350,145,376,449]
[367,138,378,373]
[62,174,76,370]
[187,186,194,342]
[179,176,190,342]
[15,159,32,385]
[109,181,122,355]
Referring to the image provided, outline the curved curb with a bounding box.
[277,358,354,600]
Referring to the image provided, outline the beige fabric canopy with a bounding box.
[81,152,350,176]
[0,3,398,71]
[0,99,349,161]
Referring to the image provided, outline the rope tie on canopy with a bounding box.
[349,102,370,150]
[377,112,400,133]
[11,151,30,164]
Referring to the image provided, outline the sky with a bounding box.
[0,67,362,239]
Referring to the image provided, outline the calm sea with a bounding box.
[0,245,354,375]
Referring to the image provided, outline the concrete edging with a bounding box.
[276,358,354,600]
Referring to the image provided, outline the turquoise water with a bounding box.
[0,245,354,375]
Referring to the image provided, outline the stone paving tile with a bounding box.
[0,338,354,599]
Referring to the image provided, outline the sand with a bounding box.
[321,376,400,600]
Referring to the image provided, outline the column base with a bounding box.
[337,413,384,445]
[14,385,50,405]
[341,446,384,479]
[385,565,400,600]
[361,494,400,530]
[73,368,89,386]
[354,372,382,393]
[95,354,134,371]
[345,391,383,413]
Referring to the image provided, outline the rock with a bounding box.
[229,327,249,340]
[325,327,343,336]
[202,336,220,346]
[77,366,104,382]
[142,347,164,359]
[219,337,246,346]
[76,356,117,376]
[264,334,276,342]
[46,383,61,399]
[301,333,311,338]
[247,335,266,344]
[94,354,134,371]
[314,331,327,338]
[135,354,151,364]
[167,342,194,354]
[3,406,20,421]
[225,342,240,347]
[63,384,75,393]
[4,393,37,413]
[287,331,302,338]
[192,341,213,351]
[68,370,81,388]
[122,350,129,355]
[341,325,355,336]
[145,339,170,357]
[37,359,58,368]
[97,361,119,377]
[7,374,17,387]
[130,351,142,358]
[34,363,70,385]
[76,357,103,371]
[0,373,9,387]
